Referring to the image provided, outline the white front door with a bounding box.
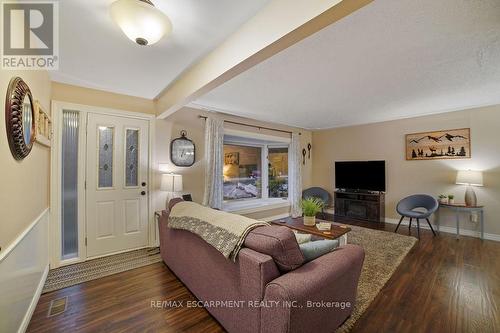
[86,113,149,258]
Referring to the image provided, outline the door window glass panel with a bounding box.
[125,129,139,187]
[98,126,114,188]
[61,111,79,259]
[223,144,262,201]
[268,147,288,198]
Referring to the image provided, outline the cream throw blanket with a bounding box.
[168,201,269,261]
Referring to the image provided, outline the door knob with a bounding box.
[142,182,147,186]
[141,191,146,196]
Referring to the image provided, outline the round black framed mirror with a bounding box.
[5,77,35,160]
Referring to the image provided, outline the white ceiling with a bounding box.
[51,0,270,99]
[194,0,500,129]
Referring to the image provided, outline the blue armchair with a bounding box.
[395,194,438,238]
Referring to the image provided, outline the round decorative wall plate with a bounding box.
[5,77,35,160]
[170,130,195,167]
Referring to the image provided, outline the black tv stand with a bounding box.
[334,190,385,223]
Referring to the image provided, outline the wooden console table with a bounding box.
[435,203,484,240]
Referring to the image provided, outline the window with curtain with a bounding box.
[223,135,288,204]
[223,144,263,201]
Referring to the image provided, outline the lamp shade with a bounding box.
[160,174,183,192]
[110,0,172,46]
[456,170,483,187]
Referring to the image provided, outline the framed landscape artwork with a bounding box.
[406,128,471,160]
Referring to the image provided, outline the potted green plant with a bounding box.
[301,197,324,226]
[448,194,455,204]
[438,194,448,204]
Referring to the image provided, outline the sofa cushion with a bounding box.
[299,239,340,262]
[293,231,312,244]
[244,226,305,272]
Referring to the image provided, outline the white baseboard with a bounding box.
[385,217,500,242]
[18,264,49,333]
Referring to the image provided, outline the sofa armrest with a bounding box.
[261,244,365,333]
[238,248,281,300]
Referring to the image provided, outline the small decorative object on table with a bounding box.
[301,197,324,226]
[316,222,331,231]
[447,195,455,205]
[438,194,448,204]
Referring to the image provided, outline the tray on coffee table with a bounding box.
[270,217,350,245]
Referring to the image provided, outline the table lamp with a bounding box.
[161,173,183,208]
[456,170,483,206]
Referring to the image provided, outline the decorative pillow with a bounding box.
[293,231,312,244]
[299,239,340,262]
[244,226,305,272]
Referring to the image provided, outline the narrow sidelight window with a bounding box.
[98,126,114,188]
[61,111,79,259]
[125,129,139,187]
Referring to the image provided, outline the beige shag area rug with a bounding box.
[42,248,162,293]
[335,224,417,332]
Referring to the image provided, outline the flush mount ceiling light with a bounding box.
[110,0,172,46]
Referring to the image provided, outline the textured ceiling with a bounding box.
[50,0,270,99]
[194,0,500,129]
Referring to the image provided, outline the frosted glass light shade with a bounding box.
[111,0,172,46]
[161,174,183,192]
[456,170,483,187]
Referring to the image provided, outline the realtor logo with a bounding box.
[1,1,59,69]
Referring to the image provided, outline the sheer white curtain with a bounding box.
[288,132,302,217]
[202,117,224,209]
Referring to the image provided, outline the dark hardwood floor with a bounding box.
[27,221,500,333]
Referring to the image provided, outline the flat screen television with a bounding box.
[335,161,386,192]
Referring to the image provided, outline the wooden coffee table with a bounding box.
[271,217,351,246]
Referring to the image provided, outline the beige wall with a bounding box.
[0,70,51,251]
[312,105,500,236]
[52,82,155,114]
[154,107,313,218]
[48,81,309,221]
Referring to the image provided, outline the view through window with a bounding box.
[223,140,288,202]
[268,147,288,198]
[223,144,262,200]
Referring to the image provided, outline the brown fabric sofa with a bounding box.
[159,200,365,333]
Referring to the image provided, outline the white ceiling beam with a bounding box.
[155,0,373,119]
